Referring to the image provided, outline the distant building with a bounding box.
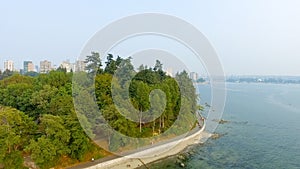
[165,67,173,77]
[52,64,58,70]
[60,60,73,72]
[75,60,86,72]
[4,60,14,71]
[40,60,52,73]
[190,72,199,81]
[35,65,39,72]
[23,61,34,74]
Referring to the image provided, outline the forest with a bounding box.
[0,52,200,169]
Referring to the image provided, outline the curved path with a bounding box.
[67,121,210,169]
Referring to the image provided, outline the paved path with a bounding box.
[67,121,209,169]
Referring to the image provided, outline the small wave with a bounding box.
[231,121,249,125]
[225,88,242,92]
[266,95,300,113]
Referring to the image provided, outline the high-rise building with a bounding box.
[4,60,14,71]
[60,60,72,72]
[40,60,52,73]
[75,60,86,72]
[35,65,39,72]
[165,67,173,77]
[23,61,34,74]
[190,72,199,81]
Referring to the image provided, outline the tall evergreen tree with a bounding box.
[84,52,103,75]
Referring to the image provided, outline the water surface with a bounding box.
[148,83,300,169]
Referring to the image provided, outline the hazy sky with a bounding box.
[1,0,300,75]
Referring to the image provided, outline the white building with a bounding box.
[165,67,173,77]
[40,60,52,73]
[4,60,14,71]
[75,60,86,72]
[190,72,199,81]
[60,60,73,72]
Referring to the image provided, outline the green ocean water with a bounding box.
[148,83,300,169]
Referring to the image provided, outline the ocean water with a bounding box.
[148,83,300,169]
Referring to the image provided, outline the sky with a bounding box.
[1,0,300,76]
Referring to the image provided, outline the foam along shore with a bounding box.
[80,122,210,169]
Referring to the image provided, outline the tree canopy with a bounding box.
[0,52,202,168]
[0,70,101,168]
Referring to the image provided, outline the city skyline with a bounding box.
[1,58,61,71]
[1,58,207,81]
[1,58,86,73]
[1,1,300,76]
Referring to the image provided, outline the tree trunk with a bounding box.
[152,120,155,136]
[162,113,165,128]
[108,133,111,147]
[139,111,142,133]
[159,116,161,134]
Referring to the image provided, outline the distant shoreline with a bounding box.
[226,76,300,84]
[226,81,300,85]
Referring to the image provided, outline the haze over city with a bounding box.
[1,1,300,169]
[1,0,300,76]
